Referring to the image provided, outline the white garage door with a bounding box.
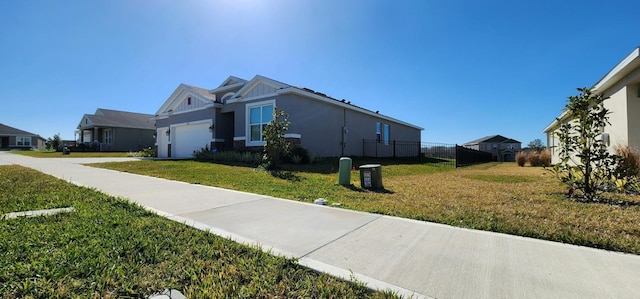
[174,123,211,158]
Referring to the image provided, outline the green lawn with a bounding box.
[12,150,130,158]
[0,165,396,298]
[93,159,640,255]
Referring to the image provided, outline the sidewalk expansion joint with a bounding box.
[300,214,383,258]
[175,196,269,216]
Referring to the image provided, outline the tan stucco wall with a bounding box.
[546,117,575,165]
[626,84,640,150]
[546,51,640,164]
[603,85,629,149]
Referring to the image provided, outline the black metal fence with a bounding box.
[362,139,421,159]
[362,139,493,167]
[455,145,493,167]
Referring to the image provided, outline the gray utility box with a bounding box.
[359,164,383,190]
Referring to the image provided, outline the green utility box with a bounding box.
[338,157,352,186]
[359,164,383,190]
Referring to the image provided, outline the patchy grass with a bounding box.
[12,151,130,158]
[0,165,395,298]
[93,160,640,254]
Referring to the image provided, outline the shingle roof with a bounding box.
[81,108,155,130]
[0,123,38,136]
[183,84,216,101]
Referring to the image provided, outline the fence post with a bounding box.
[393,140,396,159]
[375,140,378,157]
[455,144,459,168]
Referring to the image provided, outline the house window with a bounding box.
[247,100,274,144]
[104,129,113,144]
[17,136,31,146]
[383,124,390,145]
[187,97,191,105]
[376,122,381,143]
[493,144,497,149]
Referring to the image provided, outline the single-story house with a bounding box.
[544,46,640,164]
[0,123,46,150]
[77,108,156,151]
[463,135,521,162]
[152,75,423,158]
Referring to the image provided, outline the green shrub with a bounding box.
[128,147,155,157]
[193,147,262,165]
[551,87,619,201]
[262,108,292,169]
[286,147,310,164]
[614,145,640,179]
[516,152,526,167]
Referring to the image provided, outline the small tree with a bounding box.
[262,108,291,169]
[46,133,62,151]
[552,87,619,201]
[527,138,544,152]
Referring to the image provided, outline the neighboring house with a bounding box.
[463,135,521,162]
[77,108,155,151]
[544,47,640,164]
[0,123,45,150]
[152,75,423,158]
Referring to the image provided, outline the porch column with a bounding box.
[93,127,99,142]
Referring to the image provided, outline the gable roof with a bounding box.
[594,46,640,93]
[153,74,423,130]
[228,75,423,130]
[80,108,155,130]
[0,123,38,136]
[154,83,220,117]
[545,46,640,133]
[217,76,247,89]
[232,75,290,99]
[184,84,216,101]
[464,135,521,145]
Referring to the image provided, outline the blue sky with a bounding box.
[1,0,639,146]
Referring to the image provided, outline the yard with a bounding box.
[93,159,640,255]
[0,165,394,298]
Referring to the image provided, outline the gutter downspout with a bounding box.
[341,108,347,156]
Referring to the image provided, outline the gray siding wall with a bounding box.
[4,135,44,149]
[245,83,276,98]
[156,108,215,129]
[225,94,421,157]
[113,128,155,151]
[32,137,45,149]
[285,94,420,157]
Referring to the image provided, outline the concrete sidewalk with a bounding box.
[2,152,640,298]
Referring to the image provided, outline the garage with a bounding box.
[173,122,212,158]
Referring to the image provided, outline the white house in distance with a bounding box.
[544,46,640,164]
